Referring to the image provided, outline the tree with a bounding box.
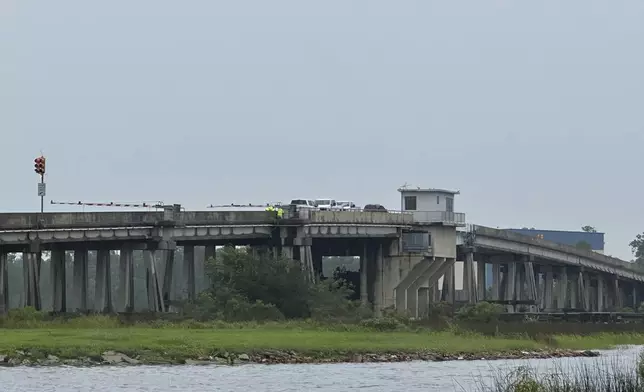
[581,226,597,233]
[630,233,644,264]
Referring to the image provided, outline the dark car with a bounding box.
[363,204,387,212]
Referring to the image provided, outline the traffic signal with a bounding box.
[34,156,46,175]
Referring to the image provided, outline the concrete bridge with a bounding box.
[450,225,644,313]
[0,205,642,317]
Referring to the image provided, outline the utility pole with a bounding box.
[34,156,46,213]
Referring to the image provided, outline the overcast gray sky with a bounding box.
[1,1,643,260]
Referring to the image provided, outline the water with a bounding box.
[1,347,641,392]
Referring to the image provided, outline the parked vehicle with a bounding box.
[315,199,337,211]
[289,199,317,209]
[363,204,387,212]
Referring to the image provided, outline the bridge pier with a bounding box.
[504,261,517,312]
[543,266,554,311]
[613,277,623,310]
[183,245,197,302]
[524,261,539,312]
[633,285,639,310]
[556,267,568,310]
[51,249,66,313]
[119,248,135,312]
[161,249,176,312]
[440,259,456,305]
[73,249,88,311]
[597,276,605,312]
[476,257,486,301]
[145,250,163,312]
[0,252,8,314]
[360,243,369,307]
[491,263,501,301]
[22,252,41,310]
[94,249,113,313]
[462,252,476,304]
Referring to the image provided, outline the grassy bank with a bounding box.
[1,315,644,364]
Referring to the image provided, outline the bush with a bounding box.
[182,246,366,322]
[359,317,404,332]
[0,307,44,327]
[456,302,504,323]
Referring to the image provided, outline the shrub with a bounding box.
[359,317,404,332]
[455,301,504,323]
[182,246,366,322]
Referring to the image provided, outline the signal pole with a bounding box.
[34,156,46,213]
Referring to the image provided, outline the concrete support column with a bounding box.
[505,262,517,312]
[360,243,369,306]
[73,249,88,311]
[183,245,197,301]
[556,267,568,310]
[395,259,429,313]
[583,272,592,311]
[396,258,454,317]
[22,252,41,310]
[491,263,501,301]
[516,264,525,303]
[441,263,455,304]
[95,249,113,313]
[418,287,430,318]
[161,250,175,312]
[118,248,135,312]
[569,271,578,310]
[51,249,67,313]
[524,261,538,312]
[543,266,554,311]
[633,284,638,310]
[613,278,623,310]
[299,245,314,283]
[597,276,605,312]
[0,252,8,314]
[463,252,475,304]
[145,250,163,312]
[476,258,486,302]
[374,242,383,317]
[281,246,294,260]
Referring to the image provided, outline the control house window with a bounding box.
[404,196,417,211]
[436,196,440,204]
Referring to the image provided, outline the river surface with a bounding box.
[1,346,641,392]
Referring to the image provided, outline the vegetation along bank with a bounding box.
[2,246,644,367]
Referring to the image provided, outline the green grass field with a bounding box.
[2,321,644,361]
[2,313,644,362]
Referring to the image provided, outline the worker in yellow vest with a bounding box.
[276,206,284,218]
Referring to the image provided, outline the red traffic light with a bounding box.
[34,156,46,175]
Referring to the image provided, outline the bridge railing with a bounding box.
[471,225,644,276]
[410,211,466,226]
[307,210,414,225]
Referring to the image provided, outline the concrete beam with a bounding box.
[471,225,644,282]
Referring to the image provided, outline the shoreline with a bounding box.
[0,348,601,367]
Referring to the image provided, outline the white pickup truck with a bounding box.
[315,199,338,211]
[289,199,317,209]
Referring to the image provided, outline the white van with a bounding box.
[289,199,317,209]
[315,199,337,211]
